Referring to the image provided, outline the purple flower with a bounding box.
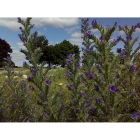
[117,48,121,53]
[19,27,22,30]
[68,84,73,90]
[86,72,94,79]
[115,88,120,92]
[118,25,121,30]
[21,38,26,43]
[95,98,101,103]
[125,25,128,29]
[34,31,38,35]
[126,36,132,41]
[29,85,34,90]
[120,50,126,57]
[27,76,32,82]
[131,112,139,120]
[85,31,91,37]
[82,42,85,45]
[31,69,37,75]
[109,85,116,92]
[99,36,104,41]
[92,20,97,26]
[94,84,99,91]
[131,92,136,97]
[130,65,137,72]
[45,80,51,85]
[17,17,21,22]
[123,80,127,83]
[67,54,73,59]
[137,23,140,26]
[61,104,65,109]
[116,73,119,78]
[67,71,72,77]
[23,61,27,67]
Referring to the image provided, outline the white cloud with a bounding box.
[91,28,98,33]
[0,18,79,31]
[68,37,83,46]
[71,32,81,38]
[136,28,140,32]
[10,50,26,66]
[16,42,26,49]
[65,25,80,34]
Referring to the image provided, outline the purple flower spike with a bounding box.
[130,65,137,72]
[29,85,34,90]
[87,72,94,79]
[31,69,37,75]
[109,85,116,92]
[45,80,51,85]
[131,112,139,120]
[92,20,97,26]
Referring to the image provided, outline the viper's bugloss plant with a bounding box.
[1,17,140,122]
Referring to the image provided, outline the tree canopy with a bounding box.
[0,38,13,67]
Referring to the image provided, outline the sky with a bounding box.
[1,17,140,66]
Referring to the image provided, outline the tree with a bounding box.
[0,38,13,67]
[52,40,80,67]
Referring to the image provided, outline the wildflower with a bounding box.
[130,65,137,72]
[23,61,27,67]
[131,92,136,97]
[120,50,126,57]
[68,84,73,90]
[13,76,18,79]
[91,20,97,26]
[31,69,37,75]
[29,85,34,90]
[118,25,121,30]
[34,31,38,35]
[67,71,72,77]
[109,85,116,92]
[95,98,101,103]
[19,27,22,30]
[45,80,51,85]
[85,31,91,37]
[67,54,73,59]
[27,76,33,82]
[99,36,104,41]
[86,72,94,79]
[17,17,21,22]
[94,84,99,91]
[116,48,121,53]
[116,73,119,78]
[131,112,139,120]
[61,104,65,109]
[21,38,26,43]
[126,36,132,41]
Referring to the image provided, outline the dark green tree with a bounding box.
[0,38,14,67]
[53,40,80,67]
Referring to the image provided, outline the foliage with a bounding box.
[0,38,14,67]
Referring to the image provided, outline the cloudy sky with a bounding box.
[0,17,140,66]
